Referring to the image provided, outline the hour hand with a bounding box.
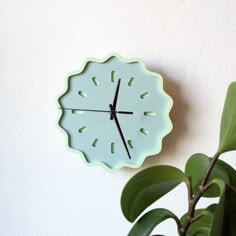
[109,104,131,159]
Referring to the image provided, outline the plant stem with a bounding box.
[180,152,221,235]
[201,152,220,186]
[187,176,193,201]
[190,213,205,223]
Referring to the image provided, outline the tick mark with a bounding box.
[92,139,99,147]
[144,112,156,116]
[140,128,149,135]
[78,126,87,133]
[78,91,87,98]
[92,77,99,86]
[72,110,84,114]
[111,142,115,154]
[111,71,115,83]
[128,140,134,149]
[128,77,135,86]
[140,92,150,99]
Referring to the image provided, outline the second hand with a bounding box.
[59,107,133,115]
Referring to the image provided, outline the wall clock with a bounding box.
[57,53,173,170]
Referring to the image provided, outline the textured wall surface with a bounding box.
[1,0,236,235]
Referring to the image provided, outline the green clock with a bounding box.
[57,53,173,170]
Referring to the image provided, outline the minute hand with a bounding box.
[110,78,121,120]
[109,104,131,159]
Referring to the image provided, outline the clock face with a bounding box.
[57,53,173,170]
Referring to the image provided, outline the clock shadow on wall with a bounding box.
[128,66,189,173]
[57,53,185,171]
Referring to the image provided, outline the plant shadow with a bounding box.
[122,66,189,175]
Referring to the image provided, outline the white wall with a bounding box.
[1,0,236,235]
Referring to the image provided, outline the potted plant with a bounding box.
[121,82,236,236]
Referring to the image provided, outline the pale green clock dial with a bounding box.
[57,53,173,170]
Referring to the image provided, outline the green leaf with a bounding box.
[210,180,236,236]
[203,163,229,198]
[185,154,209,194]
[192,227,210,236]
[128,208,179,236]
[185,153,230,197]
[151,235,166,236]
[121,166,189,222]
[218,82,236,153]
[206,203,218,213]
[180,206,215,236]
[216,159,236,189]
